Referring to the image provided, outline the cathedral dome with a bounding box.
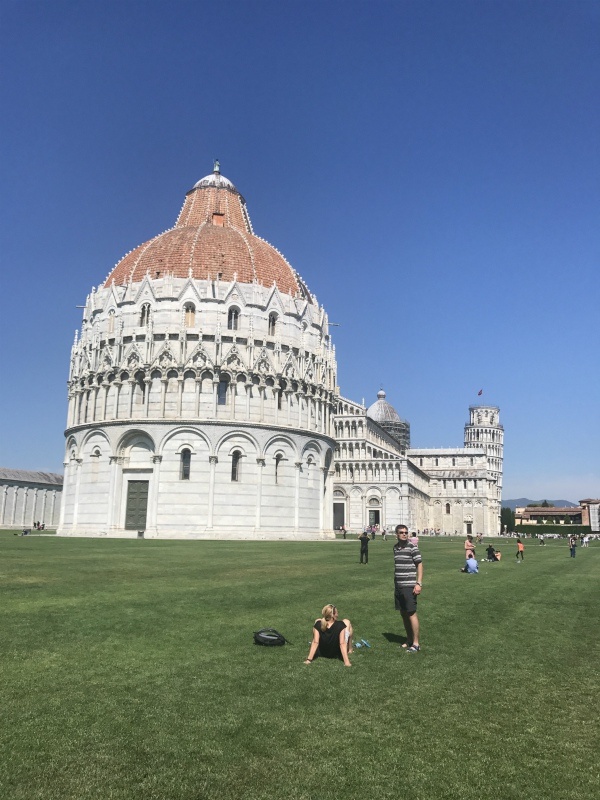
[367,390,410,450]
[104,163,311,300]
[367,390,402,424]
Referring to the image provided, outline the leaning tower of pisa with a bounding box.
[464,405,503,531]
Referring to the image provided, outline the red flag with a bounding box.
[478,389,483,396]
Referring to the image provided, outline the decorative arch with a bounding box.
[117,430,156,458]
[159,427,211,457]
[81,428,111,456]
[263,433,298,460]
[215,430,260,461]
[65,435,79,461]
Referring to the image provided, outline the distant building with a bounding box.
[515,506,583,525]
[333,397,503,535]
[580,499,600,532]
[0,468,62,529]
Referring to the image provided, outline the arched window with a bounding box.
[184,303,195,327]
[277,389,283,411]
[227,307,239,331]
[306,457,315,487]
[139,303,151,327]
[107,310,115,334]
[180,449,191,480]
[452,457,456,466]
[268,313,277,336]
[275,453,283,484]
[231,450,241,482]
[217,378,228,406]
[445,503,451,515]
[134,372,146,404]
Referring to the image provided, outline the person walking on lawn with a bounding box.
[516,539,525,562]
[394,524,423,653]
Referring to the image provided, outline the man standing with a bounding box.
[394,524,423,653]
[569,534,577,558]
[359,529,370,564]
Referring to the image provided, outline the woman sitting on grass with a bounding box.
[304,604,353,667]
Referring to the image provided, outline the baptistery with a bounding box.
[58,163,337,538]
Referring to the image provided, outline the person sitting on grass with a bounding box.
[304,604,353,667]
[461,555,479,573]
[486,544,499,562]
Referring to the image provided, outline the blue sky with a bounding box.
[1,0,598,501]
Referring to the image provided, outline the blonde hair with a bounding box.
[320,604,336,632]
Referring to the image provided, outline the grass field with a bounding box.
[0,532,598,800]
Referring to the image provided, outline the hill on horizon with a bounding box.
[503,498,578,511]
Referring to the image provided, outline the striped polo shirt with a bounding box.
[393,542,422,587]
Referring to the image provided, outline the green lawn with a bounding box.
[0,533,598,800]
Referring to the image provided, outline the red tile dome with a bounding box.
[104,165,311,300]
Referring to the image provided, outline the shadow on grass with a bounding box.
[382,631,407,645]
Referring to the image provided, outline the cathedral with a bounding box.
[57,164,502,539]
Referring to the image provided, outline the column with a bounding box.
[72,459,83,529]
[212,380,218,418]
[113,380,122,420]
[128,380,135,418]
[11,486,18,525]
[107,456,122,530]
[67,391,75,427]
[21,488,29,526]
[145,455,162,535]
[144,378,151,418]
[320,467,328,531]
[50,490,57,527]
[160,378,168,417]
[245,382,252,420]
[195,378,202,417]
[102,382,109,421]
[294,461,302,531]
[177,377,184,417]
[92,386,100,421]
[0,485,7,525]
[255,458,265,530]
[40,488,47,526]
[207,456,217,529]
[58,467,68,531]
[75,389,82,425]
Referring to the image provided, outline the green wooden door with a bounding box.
[125,480,149,530]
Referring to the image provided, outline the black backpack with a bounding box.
[253,628,289,646]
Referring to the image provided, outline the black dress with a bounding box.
[314,619,347,659]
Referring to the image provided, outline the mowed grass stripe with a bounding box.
[0,533,598,799]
